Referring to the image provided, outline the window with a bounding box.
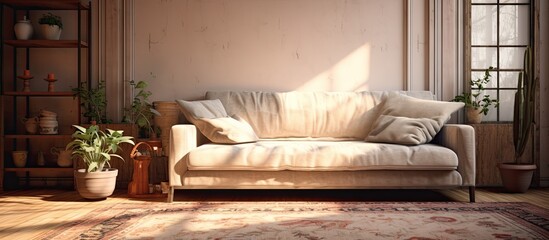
[470,0,532,121]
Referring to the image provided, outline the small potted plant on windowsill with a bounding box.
[38,12,62,40]
[452,66,499,124]
[66,125,135,200]
[498,47,537,193]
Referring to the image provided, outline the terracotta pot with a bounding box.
[466,107,483,124]
[74,168,118,200]
[12,151,28,167]
[498,163,536,193]
[40,24,62,40]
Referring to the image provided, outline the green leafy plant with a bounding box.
[452,66,499,115]
[38,12,63,29]
[122,80,160,138]
[72,81,109,123]
[66,125,135,172]
[513,47,536,164]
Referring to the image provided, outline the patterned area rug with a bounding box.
[38,202,548,240]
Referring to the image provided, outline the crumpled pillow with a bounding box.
[176,99,258,144]
[366,92,464,145]
[197,116,258,144]
[366,115,439,145]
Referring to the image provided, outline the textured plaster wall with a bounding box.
[133,0,410,101]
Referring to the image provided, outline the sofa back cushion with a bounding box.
[205,91,435,139]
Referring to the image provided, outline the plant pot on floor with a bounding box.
[498,163,536,193]
[75,168,118,200]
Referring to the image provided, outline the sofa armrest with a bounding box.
[434,124,476,186]
[169,124,198,187]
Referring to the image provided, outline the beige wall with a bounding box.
[540,0,549,186]
[133,0,427,101]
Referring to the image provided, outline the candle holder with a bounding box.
[44,74,57,92]
[17,70,33,92]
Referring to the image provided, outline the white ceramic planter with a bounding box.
[40,24,62,40]
[75,169,118,200]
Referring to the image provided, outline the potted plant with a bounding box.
[452,66,499,123]
[38,12,62,40]
[72,80,110,124]
[498,47,537,193]
[66,125,135,199]
[122,80,160,139]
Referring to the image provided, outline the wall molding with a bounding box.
[96,0,129,122]
[429,0,442,100]
[405,0,412,91]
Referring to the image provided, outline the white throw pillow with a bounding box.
[176,99,258,144]
[366,92,464,145]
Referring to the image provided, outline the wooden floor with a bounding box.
[0,187,548,239]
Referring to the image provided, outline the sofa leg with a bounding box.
[167,186,175,203]
[469,186,476,203]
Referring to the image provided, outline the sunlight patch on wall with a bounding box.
[297,44,371,92]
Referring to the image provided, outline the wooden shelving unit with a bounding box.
[4,40,88,48]
[3,91,74,96]
[0,0,91,191]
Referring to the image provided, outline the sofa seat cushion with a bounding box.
[186,140,458,171]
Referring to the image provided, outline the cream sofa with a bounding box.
[168,91,475,202]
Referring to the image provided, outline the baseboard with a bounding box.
[540,177,549,187]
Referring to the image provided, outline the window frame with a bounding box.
[465,0,534,122]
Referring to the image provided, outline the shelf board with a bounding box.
[4,40,88,48]
[4,167,74,173]
[0,0,88,10]
[3,91,75,97]
[4,134,72,139]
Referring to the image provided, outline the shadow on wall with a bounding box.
[133,0,405,100]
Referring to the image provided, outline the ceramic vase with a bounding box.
[14,16,33,40]
[51,147,72,167]
[23,117,39,134]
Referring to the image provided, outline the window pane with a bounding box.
[472,5,497,45]
[500,47,527,69]
[499,90,517,121]
[472,47,497,69]
[499,71,520,88]
[472,70,498,88]
[499,5,530,45]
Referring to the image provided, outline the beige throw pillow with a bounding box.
[366,115,438,145]
[176,99,228,120]
[366,92,464,145]
[176,99,258,144]
[197,116,259,144]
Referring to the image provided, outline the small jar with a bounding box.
[14,16,33,40]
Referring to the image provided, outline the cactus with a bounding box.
[513,47,535,163]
